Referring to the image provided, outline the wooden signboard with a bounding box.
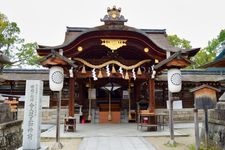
[190,84,220,149]
[190,84,220,109]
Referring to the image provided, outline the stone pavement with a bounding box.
[41,123,188,138]
[41,123,196,150]
[78,137,156,150]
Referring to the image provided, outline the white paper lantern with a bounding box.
[49,66,64,91]
[167,68,182,93]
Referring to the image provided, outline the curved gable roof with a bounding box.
[37,6,200,59]
[38,25,199,58]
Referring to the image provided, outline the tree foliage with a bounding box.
[0,12,40,68]
[168,30,225,69]
[193,29,225,68]
[167,34,192,49]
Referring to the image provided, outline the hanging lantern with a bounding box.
[125,70,129,80]
[49,66,64,91]
[137,67,142,75]
[98,69,103,78]
[111,65,116,73]
[81,65,86,74]
[167,68,182,93]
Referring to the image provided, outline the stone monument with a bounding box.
[19,80,48,150]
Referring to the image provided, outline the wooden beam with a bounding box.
[149,79,155,112]
[74,71,150,79]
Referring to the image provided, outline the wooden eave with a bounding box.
[201,57,225,68]
[190,84,220,93]
[154,52,192,71]
[1,68,225,82]
[181,48,200,58]
[39,50,77,68]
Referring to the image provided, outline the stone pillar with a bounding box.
[22,80,43,149]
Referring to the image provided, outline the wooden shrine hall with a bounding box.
[37,6,200,123]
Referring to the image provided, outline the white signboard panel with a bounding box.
[42,96,50,108]
[88,88,96,99]
[167,100,183,109]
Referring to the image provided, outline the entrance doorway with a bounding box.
[79,78,148,123]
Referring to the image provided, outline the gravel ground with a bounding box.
[145,128,195,150]
[41,138,81,150]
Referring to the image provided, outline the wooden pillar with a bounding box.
[135,82,140,102]
[68,77,75,117]
[194,108,200,150]
[168,91,175,144]
[78,80,83,104]
[149,79,155,112]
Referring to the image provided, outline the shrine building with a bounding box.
[36,6,200,123]
[1,7,224,123]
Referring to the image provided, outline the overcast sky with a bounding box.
[0,0,224,48]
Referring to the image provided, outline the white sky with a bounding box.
[0,0,224,48]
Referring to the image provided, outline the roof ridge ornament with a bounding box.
[101,39,127,52]
[101,6,128,25]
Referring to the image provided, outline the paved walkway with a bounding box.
[41,123,187,138]
[78,137,156,150]
[41,123,197,150]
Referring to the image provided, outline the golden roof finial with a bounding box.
[101,6,127,24]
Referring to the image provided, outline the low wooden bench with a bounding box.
[138,123,158,131]
[64,117,76,132]
[137,111,158,131]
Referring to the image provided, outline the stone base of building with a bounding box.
[156,108,204,122]
[17,108,204,124]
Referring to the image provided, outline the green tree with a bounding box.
[0,12,40,67]
[168,34,192,49]
[16,42,40,66]
[168,31,225,69]
[193,29,225,68]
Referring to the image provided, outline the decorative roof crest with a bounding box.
[101,6,128,25]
